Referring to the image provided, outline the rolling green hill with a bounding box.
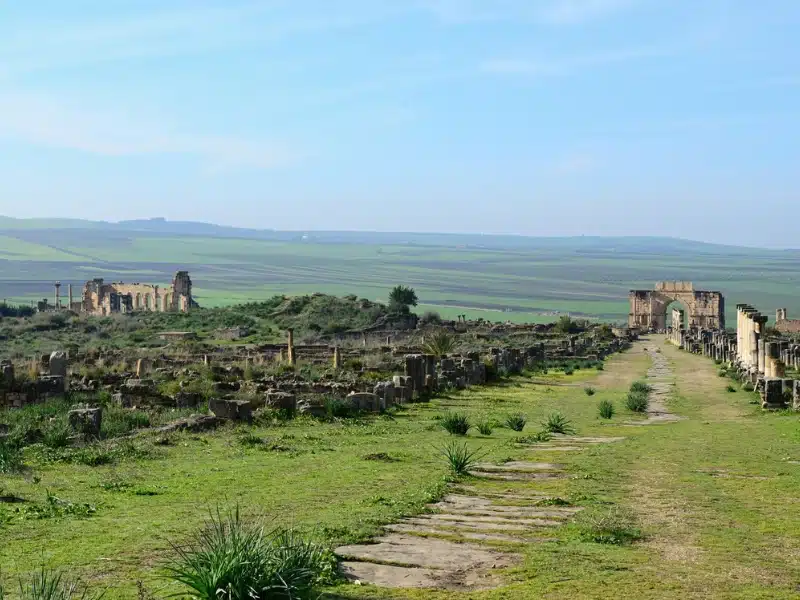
[1,217,797,325]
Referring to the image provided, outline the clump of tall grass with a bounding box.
[440,412,471,435]
[439,441,485,476]
[476,421,493,436]
[584,386,596,396]
[165,506,336,600]
[541,412,575,434]
[0,565,101,600]
[598,400,615,419]
[575,506,642,545]
[625,391,649,412]
[504,414,527,432]
[629,381,652,395]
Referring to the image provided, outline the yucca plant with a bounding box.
[165,506,335,600]
[504,413,527,432]
[440,441,485,476]
[440,412,471,435]
[423,331,458,358]
[597,400,615,420]
[541,412,575,434]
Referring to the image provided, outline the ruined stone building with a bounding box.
[628,281,724,331]
[774,308,800,334]
[76,271,194,315]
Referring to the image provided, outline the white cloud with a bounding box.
[0,92,295,169]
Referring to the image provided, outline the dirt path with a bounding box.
[335,435,624,591]
[627,340,682,425]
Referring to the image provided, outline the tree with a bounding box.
[388,286,418,314]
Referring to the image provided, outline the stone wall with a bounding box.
[80,271,193,316]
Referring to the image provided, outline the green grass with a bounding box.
[2,340,800,599]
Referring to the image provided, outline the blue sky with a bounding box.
[0,1,797,247]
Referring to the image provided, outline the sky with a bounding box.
[0,1,798,247]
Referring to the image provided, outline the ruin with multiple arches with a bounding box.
[628,281,725,331]
[79,271,194,315]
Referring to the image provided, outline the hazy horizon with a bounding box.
[1,1,797,247]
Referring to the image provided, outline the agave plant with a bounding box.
[541,412,575,435]
[440,441,486,476]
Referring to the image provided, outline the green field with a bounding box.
[2,340,799,598]
[1,217,799,324]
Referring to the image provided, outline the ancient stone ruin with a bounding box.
[628,281,724,331]
[38,271,194,315]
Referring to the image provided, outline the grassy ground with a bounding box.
[2,340,799,599]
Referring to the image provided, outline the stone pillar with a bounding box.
[154,286,160,312]
[54,281,61,309]
[404,354,425,398]
[68,284,73,310]
[777,308,787,322]
[362,333,368,348]
[333,346,341,369]
[758,339,766,376]
[386,335,391,346]
[49,350,69,392]
[287,329,295,366]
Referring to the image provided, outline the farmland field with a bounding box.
[1,218,799,324]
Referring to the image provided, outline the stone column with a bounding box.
[287,329,295,365]
[333,346,341,369]
[54,282,61,309]
[758,338,766,376]
[68,284,73,310]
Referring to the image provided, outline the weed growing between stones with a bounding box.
[504,413,527,432]
[541,412,575,434]
[440,412,471,435]
[574,506,642,545]
[516,431,552,444]
[164,506,336,600]
[439,441,485,476]
[597,400,615,419]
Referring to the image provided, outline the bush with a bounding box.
[440,412,471,435]
[504,414,527,432]
[597,400,615,419]
[575,506,642,545]
[717,370,728,378]
[165,506,336,600]
[440,441,484,476]
[725,384,737,393]
[563,368,574,376]
[625,391,649,413]
[0,438,23,473]
[101,408,151,438]
[584,386,596,396]
[541,412,575,434]
[476,421,493,436]
[595,363,604,371]
[419,311,442,326]
[324,397,355,419]
[629,381,652,394]
[742,382,755,392]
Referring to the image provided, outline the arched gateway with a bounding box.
[628,281,724,331]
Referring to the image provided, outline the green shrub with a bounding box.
[541,412,575,434]
[584,386,596,396]
[504,414,527,432]
[575,506,642,545]
[725,384,737,393]
[323,397,355,419]
[597,399,615,419]
[165,506,336,600]
[440,441,485,476]
[423,331,457,358]
[742,382,755,392]
[42,420,72,449]
[563,368,574,376]
[595,363,604,371]
[629,381,652,394]
[717,370,728,378]
[0,438,23,473]
[625,391,649,413]
[440,412,471,436]
[476,421,493,436]
[101,408,151,438]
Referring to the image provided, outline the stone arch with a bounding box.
[135,293,142,309]
[163,293,171,312]
[144,294,153,310]
[628,281,724,331]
